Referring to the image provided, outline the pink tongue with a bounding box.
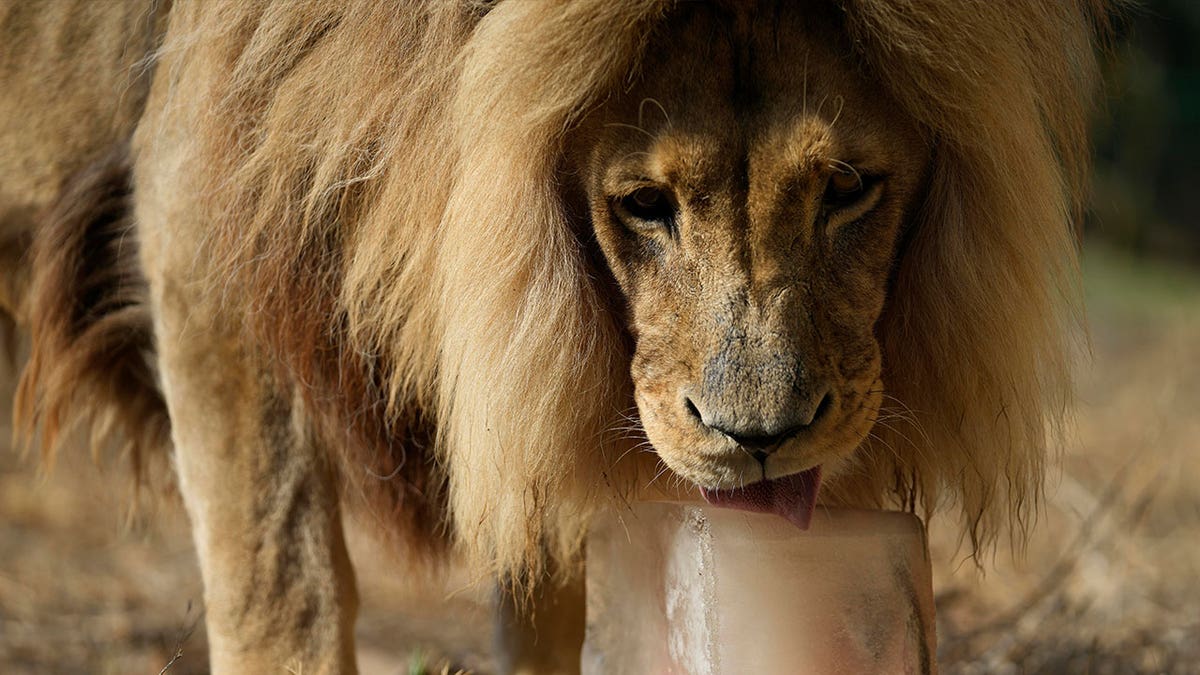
[700,467,823,530]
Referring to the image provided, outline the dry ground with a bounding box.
[1,242,1197,674]
[932,244,1200,674]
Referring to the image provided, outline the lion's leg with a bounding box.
[155,308,358,673]
[494,574,586,675]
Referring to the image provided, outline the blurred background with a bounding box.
[1,2,1198,673]
[930,2,1200,672]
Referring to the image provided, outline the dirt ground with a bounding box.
[931,245,1200,674]
[1,242,1198,674]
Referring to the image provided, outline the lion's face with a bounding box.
[575,6,929,494]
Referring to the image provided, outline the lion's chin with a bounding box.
[700,466,823,530]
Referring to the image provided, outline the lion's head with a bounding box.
[433,0,1099,571]
[569,6,929,521]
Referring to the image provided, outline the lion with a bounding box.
[1,0,1108,672]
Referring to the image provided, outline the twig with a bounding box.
[159,600,201,675]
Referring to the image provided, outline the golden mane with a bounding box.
[133,0,1107,576]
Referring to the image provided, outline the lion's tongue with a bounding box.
[700,467,822,530]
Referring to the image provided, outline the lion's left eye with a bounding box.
[828,169,861,196]
[822,168,882,222]
[613,186,677,234]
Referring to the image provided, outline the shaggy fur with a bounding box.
[4,0,1110,669]
[3,0,171,474]
[139,0,1104,571]
[14,146,169,476]
[20,0,1107,568]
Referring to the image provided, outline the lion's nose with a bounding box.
[685,389,833,452]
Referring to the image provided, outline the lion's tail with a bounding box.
[13,145,170,478]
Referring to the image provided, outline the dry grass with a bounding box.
[931,243,1200,674]
[0,339,493,674]
[0,333,209,675]
[1,242,1197,673]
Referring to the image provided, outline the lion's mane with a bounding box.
[21,0,1109,577]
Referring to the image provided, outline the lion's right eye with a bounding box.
[612,186,677,234]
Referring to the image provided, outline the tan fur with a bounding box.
[0,0,169,362]
[3,0,1109,671]
[13,145,169,477]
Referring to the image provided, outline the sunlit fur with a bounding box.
[16,0,1107,580]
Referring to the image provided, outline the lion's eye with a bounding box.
[829,170,861,195]
[824,170,864,206]
[613,186,676,233]
[822,168,881,219]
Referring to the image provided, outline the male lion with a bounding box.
[1,0,1107,672]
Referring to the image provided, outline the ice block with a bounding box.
[582,504,937,674]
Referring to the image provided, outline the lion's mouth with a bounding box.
[700,466,822,530]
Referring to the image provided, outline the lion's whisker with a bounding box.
[638,97,672,130]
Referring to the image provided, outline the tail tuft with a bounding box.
[14,145,170,478]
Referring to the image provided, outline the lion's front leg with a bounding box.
[494,573,586,675]
[156,308,358,674]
